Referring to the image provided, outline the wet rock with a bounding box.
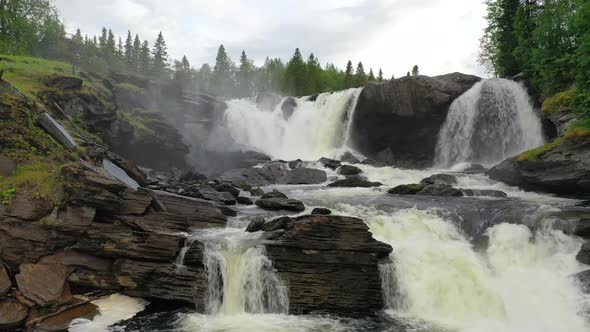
[249,187,265,197]
[45,76,83,90]
[0,154,16,177]
[264,215,392,317]
[319,157,341,170]
[281,97,297,120]
[351,73,481,168]
[574,219,590,238]
[420,174,457,186]
[262,190,288,199]
[577,241,590,265]
[103,159,140,191]
[0,266,11,295]
[288,159,305,169]
[218,168,272,187]
[260,161,290,182]
[461,189,508,198]
[388,183,426,195]
[37,113,77,150]
[327,178,382,188]
[15,263,70,307]
[463,164,487,174]
[237,196,253,205]
[361,158,377,165]
[179,168,208,182]
[337,165,363,176]
[188,185,236,205]
[255,198,305,212]
[574,269,590,293]
[28,299,99,332]
[279,168,327,184]
[418,184,463,197]
[340,152,360,164]
[311,208,332,215]
[0,300,29,330]
[307,93,320,102]
[213,183,240,198]
[5,195,53,221]
[246,217,266,232]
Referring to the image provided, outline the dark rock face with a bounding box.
[577,241,590,265]
[338,165,363,176]
[574,269,590,293]
[311,207,332,215]
[0,267,11,295]
[388,183,463,197]
[249,187,265,197]
[0,154,16,177]
[319,157,341,170]
[327,178,382,188]
[281,97,297,120]
[255,198,305,212]
[279,167,327,184]
[180,169,208,182]
[246,216,266,232]
[351,73,481,168]
[264,215,392,317]
[45,76,83,90]
[421,174,457,186]
[0,300,29,330]
[575,219,590,237]
[237,196,253,205]
[488,139,590,195]
[15,263,70,307]
[340,152,361,164]
[461,189,508,198]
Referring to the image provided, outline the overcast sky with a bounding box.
[53,0,488,78]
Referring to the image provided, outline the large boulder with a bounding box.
[337,165,363,176]
[281,97,297,120]
[263,215,392,317]
[327,178,382,188]
[255,197,305,212]
[577,241,590,265]
[488,138,590,195]
[15,263,70,307]
[45,76,83,90]
[279,167,327,184]
[0,300,29,330]
[0,267,11,295]
[351,73,481,168]
[388,183,463,197]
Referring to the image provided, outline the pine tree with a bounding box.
[378,68,384,82]
[213,44,234,95]
[139,40,151,76]
[344,60,354,88]
[106,29,116,59]
[132,35,141,72]
[117,37,124,59]
[355,62,367,87]
[152,31,169,78]
[237,50,254,97]
[124,30,133,67]
[174,55,191,82]
[98,27,107,51]
[368,68,375,82]
[285,48,306,96]
[306,53,321,94]
[407,71,410,77]
[412,65,419,76]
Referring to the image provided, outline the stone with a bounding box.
[288,159,305,169]
[327,178,382,188]
[574,269,590,293]
[388,183,426,195]
[463,164,487,173]
[246,217,266,232]
[15,263,70,307]
[574,219,590,238]
[213,183,240,198]
[420,174,457,186]
[193,185,236,205]
[28,299,99,332]
[217,168,272,187]
[255,198,305,212]
[0,266,11,295]
[103,159,140,191]
[262,190,288,199]
[311,207,332,215]
[45,76,83,90]
[417,184,463,197]
[179,168,208,182]
[249,187,265,197]
[37,113,77,150]
[577,241,590,265]
[0,300,29,330]
[319,157,341,170]
[259,161,290,182]
[279,168,327,184]
[5,195,53,221]
[461,189,508,198]
[351,73,481,168]
[236,196,253,205]
[0,154,16,177]
[337,165,363,176]
[281,97,297,120]
[340,152,360,164]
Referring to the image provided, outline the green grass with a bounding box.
[0,161,67,204]
[566,117,590,139]
[115,82,143,94]
[541,90,575,114]
[118,109,157,138]
[517,137,565,161]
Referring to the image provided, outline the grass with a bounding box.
[115,82,143,94]
[541,90,575,114]
[565,117,590,139]
[118,108,160,138]
[0,161,67,204]
[517,137,565,161]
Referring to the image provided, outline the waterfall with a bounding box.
[196,229,289,315]
[224,88,362,160]
[435,79,544,168]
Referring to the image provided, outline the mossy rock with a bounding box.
[542,90,575,114]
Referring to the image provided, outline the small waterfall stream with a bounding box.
[435,79,545,168]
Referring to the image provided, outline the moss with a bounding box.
[115,82,143,94]
[0,161,68,204]
[565,117,590,139]
[118,109,157,138]
[541,90,575,114]
[517,137,565,161]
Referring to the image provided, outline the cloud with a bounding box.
[52,0,487,78]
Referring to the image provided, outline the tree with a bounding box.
[305,53,321,94]
[139,40,151,75]
[124,30,133,67]
[412,65,419,76]
[344,60,354,88]
[237,50,254,97]
[407,71,410,77]
[378,68,384,82]
[355,62,367,87]
[105,29,116,61]
[152,31,169,78]
[174,55,191,86]
[213,44,234,96]
[285,48,306,95]
[132,34,141,72]
[368,68,375,82]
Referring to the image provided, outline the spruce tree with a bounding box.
[213,44,234,95]
[378,68,384,82]
[132,35,141,72]
[368,68,375,82]
[285,48,306,95]
[124,31,133,67]
[152,31,169,78]
[237,50,254,97]
[344,60,354,88]
[106,29,116,59]
[306,53,321,94]
[98,27,107,51]
[412,65,419,76]
[355,62,367,87]
[139,40,151,76]
[117,37,124,59]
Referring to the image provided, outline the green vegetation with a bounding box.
[541,90,575,114]
[566,117,590,139]
[0,162,67,204]
[118,109,157,138]
[1,187,16,204]
[517,137,565,161]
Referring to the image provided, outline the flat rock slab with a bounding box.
[0,154,16,177]
[0,267,11,295]
[37,113,76,150]
[280,168,327,184]
[5,195,53,221]
[0,300,29,330]
[15,263,70,307]
[103,159,140,191]
[255,198,305,212]
[29,299,98,332]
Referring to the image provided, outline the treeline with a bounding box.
[479,0,590,115]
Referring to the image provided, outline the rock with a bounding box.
[103,159,140,191]
[246,217,266,232]
[179,168,208,182]
[337,165,362,176]
[388,183,463,196]
[574,269,590,293]
[0,267,11,295]
[319,157,341,170]
[213,183,240,197]
[307,93,319,102]
[461,189,508,198]
[351,73,481,168]
[311,207,332,215]
[281,97,297,120]
[288,159,305,169]
[487,139,590,196]
[262,190,288,199]
[249,187,265,197]
[0,300,29,330]
[340,152,360,164]
[45,76,83,90]
[260,161,290,182]
[361,158,377,165]
[218,168,272,187]
[279,168,327,184]
[5,195,53,221]
[236,196,253,205]
[255,198,305,212]
[327,178,382,188]
[264,215,392,317]
[463,164,487,173]
[577,241,590,265]
[15,263,70,307]
[420,174,457,185]
[256,92,282,111]
[574,219,590,238]
[191,185,236,205]
[0,154,16,177]
[388,183,426,195]
[28,299,99,332]
[37,113,77,150]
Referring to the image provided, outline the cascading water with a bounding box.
[435,78,545,168]
[223,88,362,160]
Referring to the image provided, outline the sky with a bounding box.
[53,0,489,78]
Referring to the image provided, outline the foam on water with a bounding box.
[68,294,147,332]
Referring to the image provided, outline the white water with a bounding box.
[224,89,362,160]
[68,294,147,332]
[435,79,545,168]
